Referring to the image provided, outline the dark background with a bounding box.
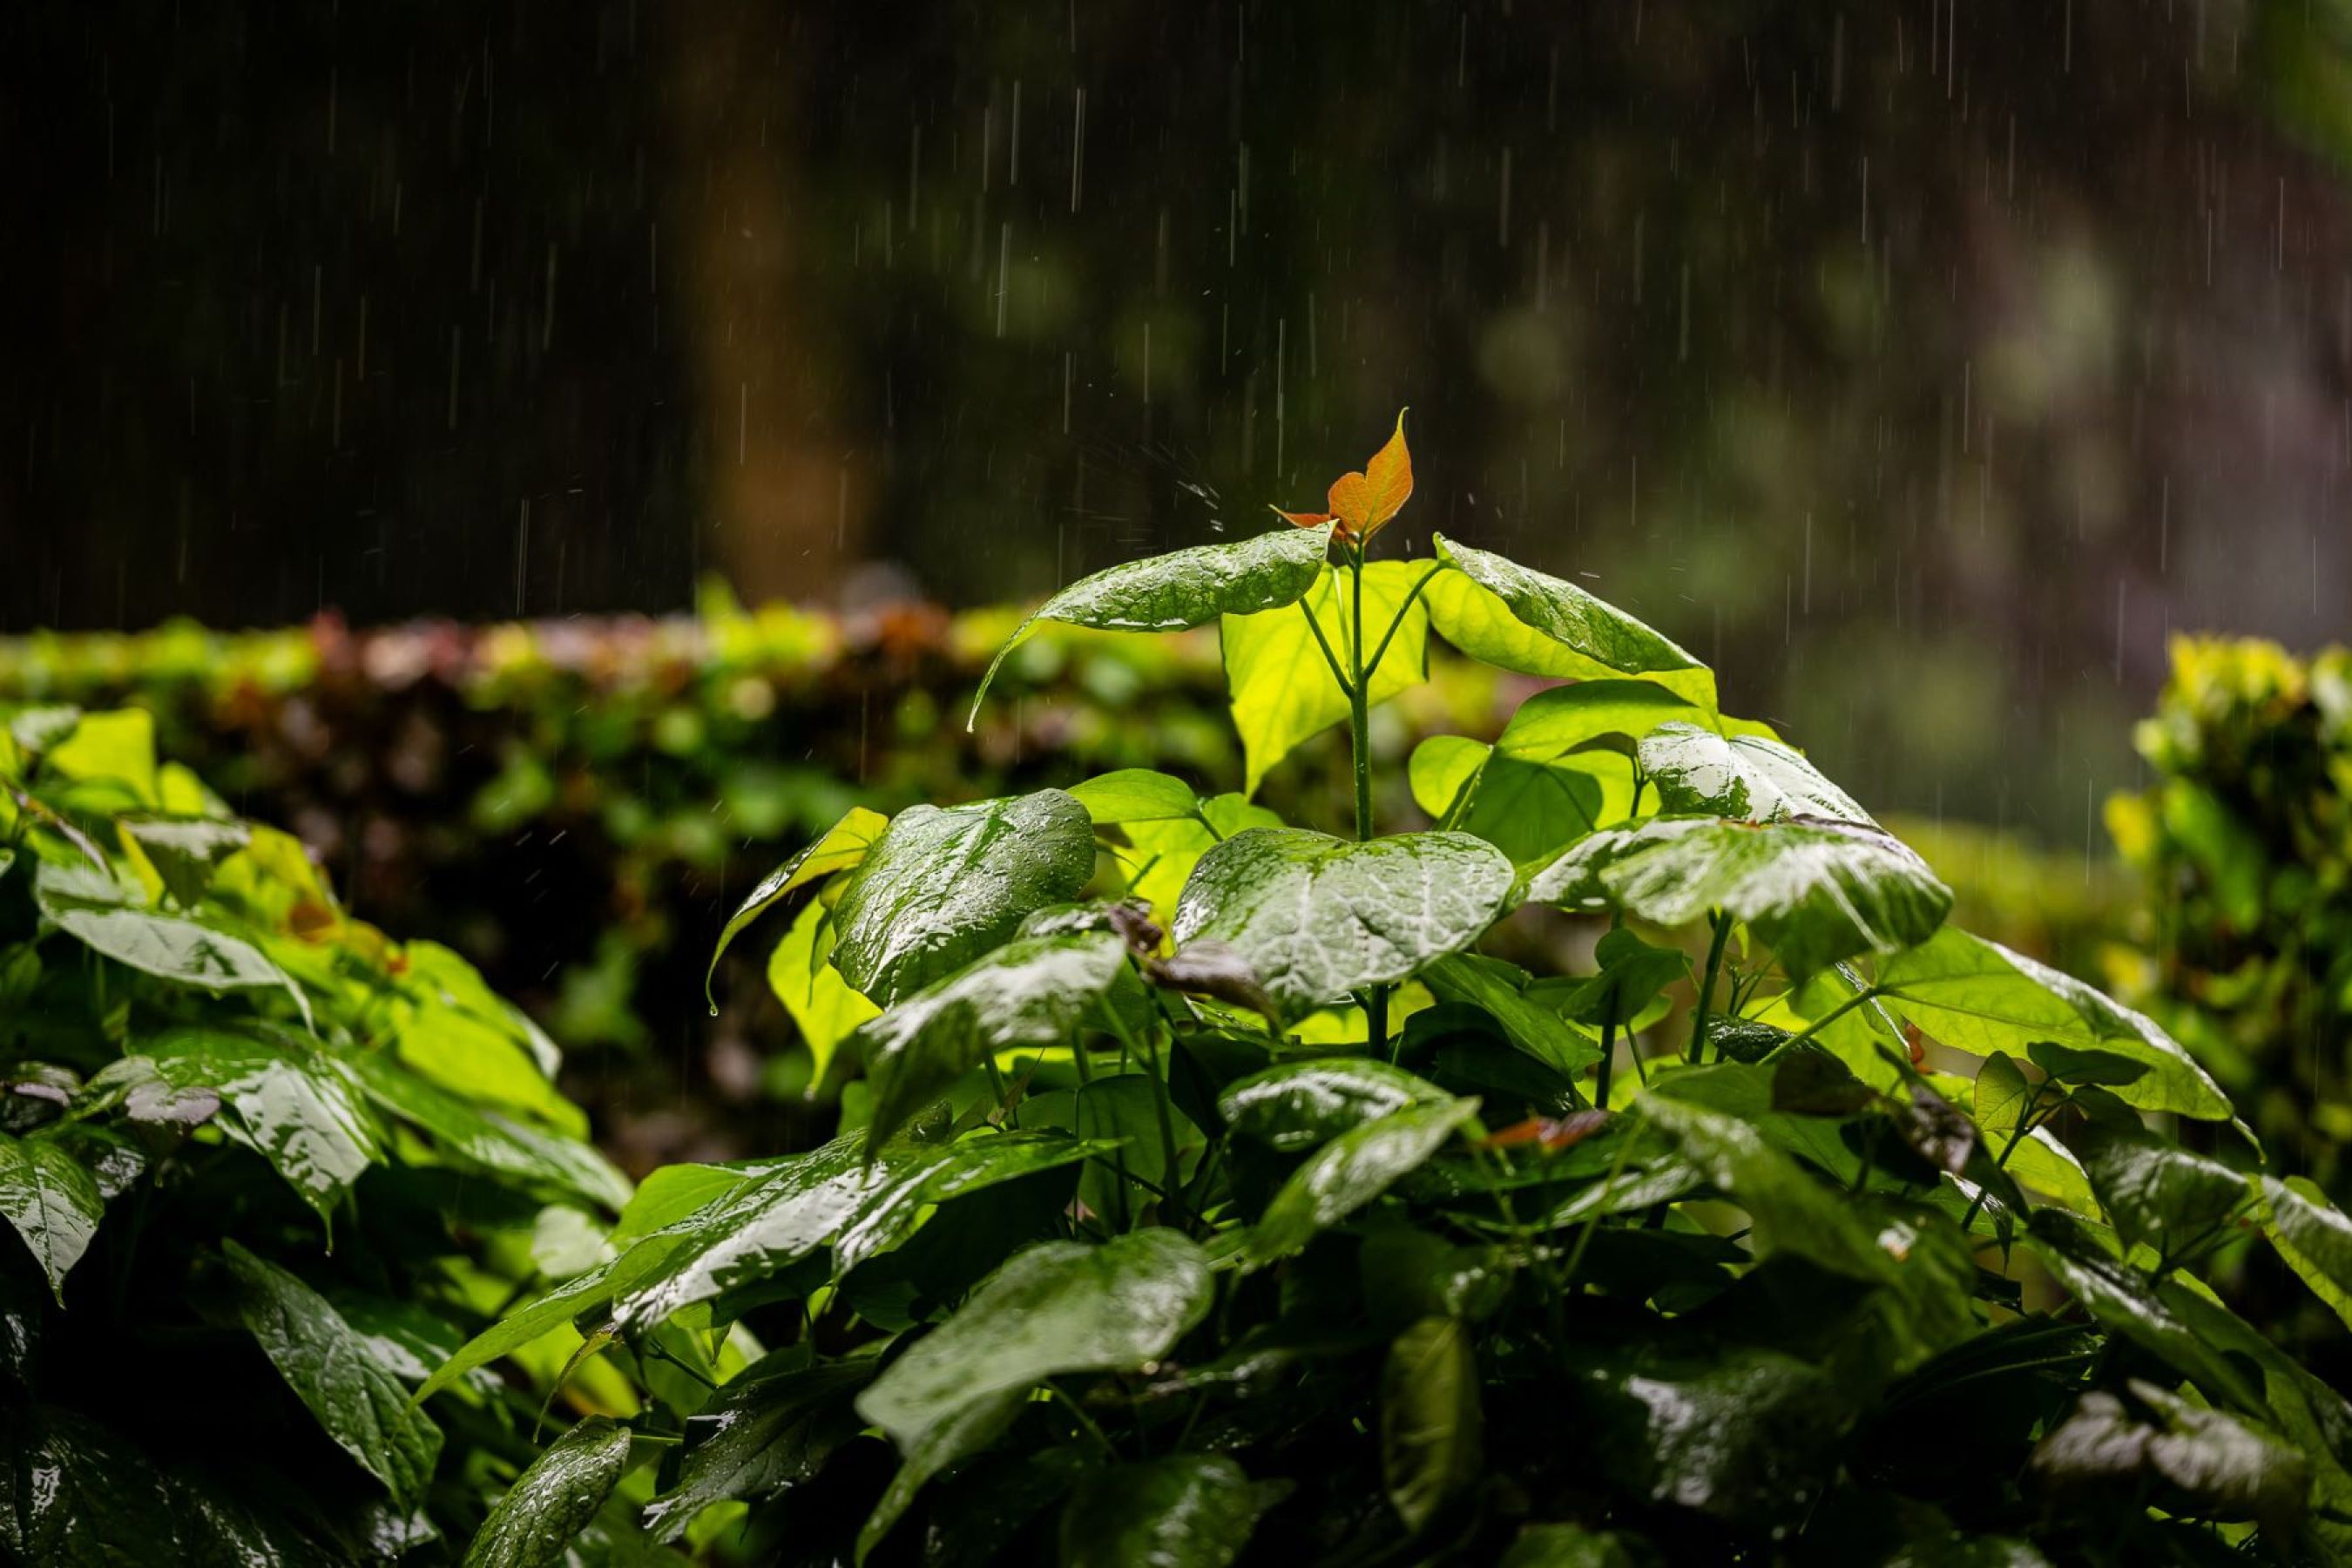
[6,0,2349,830]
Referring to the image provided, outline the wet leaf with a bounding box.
[222,1241,443,1508]
[1060,1455,1282,1568]
[971,523,1335,723]
[0,1403,179,1565]
[706,806,889,1007]
[336,1045,630,1212]
[0,1132,105,1304]
[1874,930,2231,1120]
[1422,954,1604,1082]
[1552,929,1689,1031]
[1173,828,1513,1024]
[1529,816,1950,977]
[845,929,1127,1148]
[462,1416,632,1568]
[1219,1058,1450,1153]
[829,790,1097,1008]
[33,859,308,1024]
[2253,1175,2352,1333]
[766,899,882,1086]
[1571,1347,1847,1524]
[640,1362,868,1539]
[1638,721,1873,825]
[1424,536,1715,708]
[143,1029,382,1220]
[2076,1121,2247,1260]
[2031,1381,2307,1538]
[1381,1315,1482,1531]
[855,1229,1214,1450]
[1068,768,1204,826]
[1497,1523,1646,1568]
[1245,1098,1482,1267]
[118,815,251,906]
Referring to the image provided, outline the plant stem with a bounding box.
[1688,910,1733,1064]
[1757,985,1879,1063]
[1344,544,1393,1051]
[1595,1012,1619,1108]
[1960,1083,2044,1230]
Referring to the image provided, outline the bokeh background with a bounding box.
[9,0,2348,836]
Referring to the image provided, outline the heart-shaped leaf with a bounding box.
[1173,829,1515,1024]
[1528,816,1950,977]
[1425,536,1714,708]
[1638,722,1871,825]
[829,790,1096,1008]
[970,525,1335,725]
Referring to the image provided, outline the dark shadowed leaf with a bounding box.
[222,1242,443,1508]
[1572,1347,1848,1524]
[1381,1315,1482,1531]
[1245,1098,1483,1267]
[463,1416,633,1568]
[0,1404,179,1566]
[1148,940,1278,1024]
[857,1229,1212,1446]
[856,1388,1028,1565]
[142,1029,381,1220]
[847,929,1127,1148]
[2031,1381,2307,1538]
[1059,1455,1283,1568]
[2076,1121,2247,1260]
[1423,954,1604,1083]
[2254,1176,2352,1333]
[1219,1058,1450,1153]
[1497,1523,1646,1568]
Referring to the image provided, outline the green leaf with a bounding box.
[33,860,310,1025]
[643,1361,872,1542]
[2031,1381,2308,1538]
[462,1416,633,1568]
[0,1404,180,1566]
[2076,1122,2247,1260]
[2021,1213,2267,1413]
[971,524,1335,726]
[1424,536,1715,707]
[1637,721,1872,824]
[855,1229,1214,1450]
[418,1233,693,1401]
[1245,1098,1482,1267]
[1421,954,1604,1082]
[144,1029,381,1219]
[1058,1456,1281,1568]
[44,708,159,804]
[1221,560,1432,794]
[1409,738,1614,865]
[1172,829,1514,1024]
[0,1132,105,1304]
[1530,816,1950,977]
[1971,1052,2035,1141]
[1219,1058,1451,1153]
[611,1129,1103,1332]
[1570,1346,1846,1524]
[1381,1316,1482,1532]
[1068,769,1203,825]
[119,815,252,906]
[706,806,889,1006]
[335,1044,631,1212]
[765,900,881,1085]
[1497,1524,1646,1568]
[1118,793,1284,926]
[1552,928,1689,1030]
[391,991,584,1139]
[2254,1176,2352,1333]
[1495,678,1720,761]
[221,1241,443,1507]
[829,791,1097,1008]
[855,1387,1028,1565]
[1871,929,2232,1121]
[846,930,1128,1149]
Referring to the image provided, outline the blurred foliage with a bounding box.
[0,706,662,1560]
[0,601,2119,1176]
[2106,637,2352,1183]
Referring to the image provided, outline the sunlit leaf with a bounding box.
[1221,561,1432,794]
[766,901,881,1086]
[706,806,889,1006]
[1425,536,1715,708]
[970,524,1335,725]
[1173,828,1513,1024]
[1638,721,1872,825]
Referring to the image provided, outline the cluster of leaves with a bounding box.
[0,597,1519,1167]
[0,706,652,1563]
[421,419,2352,1565]
[2106,637,2352,1189]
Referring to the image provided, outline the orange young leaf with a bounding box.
[1322,409,1414,543]
[1269,505,1334,530]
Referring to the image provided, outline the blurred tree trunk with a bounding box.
[667,0,864,604]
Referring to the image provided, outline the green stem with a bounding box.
[1961,1083,2045,1231]
[1361,561,1449,682]
[1595,1012,1619,1108]
[1688,910,1733,1064]
[1298,597,1354,698]
[1344,545,1390,1050]
[1757,985,1880,1063]
[1102,987,1186,1228]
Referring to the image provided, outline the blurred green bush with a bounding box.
[2106,637,2352,1186]
[0,596,2126,1171]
